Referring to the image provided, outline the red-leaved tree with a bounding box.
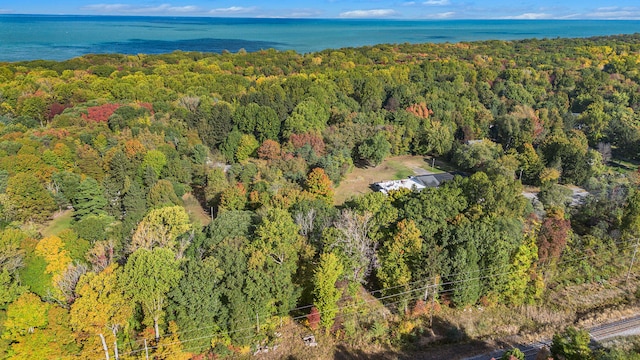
[537,209,571,264]
[307,306,320,330]
[290,132,326,156]
[82,103,122,122]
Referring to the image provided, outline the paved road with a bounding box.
[462,315,640,360]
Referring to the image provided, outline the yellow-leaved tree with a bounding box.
[35,235,72,300]
[69,264,133,357]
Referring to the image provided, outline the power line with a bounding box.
[120,235,640,351]
[92,236,639,359]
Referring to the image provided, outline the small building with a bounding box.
[373,173,455,194]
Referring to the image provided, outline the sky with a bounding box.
[1,1,640,20]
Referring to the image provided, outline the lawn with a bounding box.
[334,155,448,205]
[609,158,639,174]
[183,193,212,226]
[41,210,73,237]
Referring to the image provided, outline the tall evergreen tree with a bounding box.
[122,181,148,238]
[168,258,224,353]
[72,177,107,220]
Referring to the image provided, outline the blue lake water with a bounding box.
[1,15,640,62]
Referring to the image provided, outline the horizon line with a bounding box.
[2,13,640,21]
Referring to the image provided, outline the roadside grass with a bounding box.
[41,210,73,237]
[420,165,445,174]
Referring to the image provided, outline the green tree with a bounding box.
[5,173,55,222]
[51,171,82,208]
[377,220,422,303]
[450,243,481,307]
[72,177,107,220]
[73,214,114,243]
[250,208,304,314]
[235,134,259,162]
[204,167,229,209]
[358,132,391,167]
[140,150,167,178]
[418,120,454,156]
[188,101,233,149]
[220,129,243,163]
[147,179,182,208]
[550,326,593,360]
[130,205,192,252]
[501,348,525,360]
[167,258,224,353]
[313,252,343,330]
[120,248,183,341]
[122,181,147,238]
[202,210,255,252]
[283,98,330,137]
[0,229,27,309]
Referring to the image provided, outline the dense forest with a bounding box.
[1,34,640,359]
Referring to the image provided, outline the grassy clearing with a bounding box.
[41,210,73,237]
[609,159,639,174]
[183,193,212,226]
[334,155,450,205]
[386,160,414,179]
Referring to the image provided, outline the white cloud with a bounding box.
[423,0,450,6]
[339,9,398,18]
[209,6,256,15]
[423,11,455,19]
[82,3,201,14]
[434,11,455,18]
[504,12,552,19]
[402,2,417,6]
[0,9,13,14]
[587,7,640,19]
[285,9,324,18]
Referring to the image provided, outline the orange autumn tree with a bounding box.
[305,167,334,205]
[257,139,281,160]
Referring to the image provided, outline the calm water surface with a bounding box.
[1,15,640,61]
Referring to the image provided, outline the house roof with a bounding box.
[412,173,455,187]
[373,172,456,194]
[373,178,425,195]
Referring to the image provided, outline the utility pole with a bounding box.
[627,237,639,284]
[99,334,110,360]
[429,276,438,330]
[256,312,260,333]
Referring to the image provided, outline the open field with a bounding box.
[334,155,445,205]
[41,209,73,237]
[183,193,212,226]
